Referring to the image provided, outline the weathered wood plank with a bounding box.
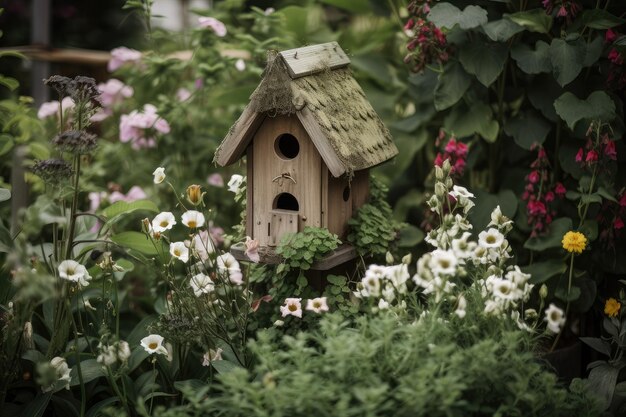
[269,209,298,246]
[230,243,357,271]
[246,146,254,238]
[296,108,345,177]
[279,42,350,79]
[215,107,265,166]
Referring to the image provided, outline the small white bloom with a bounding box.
[235,58,246,71]
[227,174,244,194]
[216,253,244,285]
[450,185,474,199]
[491,278,522,301]
[140,334,168,355]
[58,260,91,287]
[454,295,467,318]
[306,297,329,313]
[544,304,566,333]
[152,167,166,184]
[280,298,302,318]
[273,319,284,327]
[478,228,505,249]
[202,348,224,366]
[152,212,177,233]
[506,266,531,287]
[451,232,476,260]
[170,242,190,263]
[181,210,205,229]
[428,249,458,276]
[190,272,214,296]
[50,357,71,391]
[118,341,131,362]
[378,298,390,310]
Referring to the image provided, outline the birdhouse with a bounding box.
[215,42,398,265]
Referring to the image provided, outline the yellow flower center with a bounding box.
[498,284,510,294]
[174,249,181,256]
[160,221,169,227]
[313,301,321,308]
[486,235,496,244]
[188,220,197,228]
[148,342,158,350]
[288,304,297,312]
[550,311,560,321]
[440,260,450,268]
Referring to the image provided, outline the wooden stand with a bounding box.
[230,243,357,271]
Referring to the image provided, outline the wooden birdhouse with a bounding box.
[215,42,398,266]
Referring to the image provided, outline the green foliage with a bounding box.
[347,203,397,257]
[276,227,341,272]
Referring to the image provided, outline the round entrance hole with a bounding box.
[274,134,300,159]
[342,186,351,202]
[273,192,299,211]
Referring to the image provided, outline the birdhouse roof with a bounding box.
[214,42,398,177]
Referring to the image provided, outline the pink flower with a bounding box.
[555,182,567,197]
[585,150,599,163]
[37,97,75,119]
[604,140,617,160]
[88,191,107,213]
[575,148,584,163]
[108,186,147,203]
[210,226,225,246]
[108,47,142,72]
[557,6,567,17]
[119,104,170,149]
[528,170,540,184]
[434,153,444,167]
[235,59,246,72]
[614,217,624,230]
[207,173,224,187]
[545,191,555,203]
[198,17,227,37]
[620,194,626,208]
[608,49,623,65]
[606,29,617,43]
[527,200,547,216]
[176,88,191,102]
[98,78,134,107]
[244,236,260,263]
[191,230,215,261]
[455,141,468,157]
[444,139,457,154]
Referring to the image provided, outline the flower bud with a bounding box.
[434,182,446,198]
[402,253,412,265]
[434,165,444,181]
[445,177,453,188]
[539,284,548,299]
[442,158,451,174]
[186,184,203,206]
[525,308,538,319]
[385,251,394,265]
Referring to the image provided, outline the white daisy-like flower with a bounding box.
[491,278,522,301]
[189,272,214,297]
[152,212,176,233]
[385,264,410,289]
[49,357,71,391]
[216,253,243,285]
[191,230,215,262]
[227,174,244,194]
[478,228,505,249]
[58,260,91,287]
[428,249,458,276]
[152,167,166,184]
[306,297,329,314]
[544,304,566,333]
[202,348,224,366]
[378,298,390,310]
[449,185,474,199]
[170,241,189,263]
[181,210,205,229]
[505,266,531,287]
[280,298,302,318]
[140,334,168,355]
[454,295,467,318]
[451,232,476,260]
[361,273,382,297]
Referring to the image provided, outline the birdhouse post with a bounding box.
[215,42,398,269]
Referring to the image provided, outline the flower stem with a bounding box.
[550,253,575,352]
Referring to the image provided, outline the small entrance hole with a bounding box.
[274,134,300,159]
[342,186,351,202]
[273,193,299,211]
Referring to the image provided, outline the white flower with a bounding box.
[227,174,244,194]
[511,311,532,332]
[152,212,176,233]
[454,295,467,319]
[140,334,168,355]
[181,210,205,229]
[306,297,329,313]
[191,230,216,262]
[280,298,302,318]
[48,357,71,391]
[385,264,410,289]
[170,242,189,263]
[118,341,131,362]
[190,273,214,297]
[202,348,224,366]
[378,298,390,310]
[505,266,531,287]
[544,304,566,333]
[428,249,458,276]
[449,185,474,199]
[153,167,165,184]
[273,320,284,327]
[451,232,476,260]
[478,228,505,249]
[58,260,91,287]
[216,253,244,285]
[235,58,246,71]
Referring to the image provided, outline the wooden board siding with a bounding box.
[325,171,353,239]
[252,115,322,247]
[351,170,370,212]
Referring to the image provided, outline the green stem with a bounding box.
[68,298,86,417]
[550,253,575,352]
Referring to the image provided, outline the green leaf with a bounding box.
[580,337,611,356]
[506,9,552,34]
[110,231,162,255]
[444,102,499,141]
[482,18,524,42]
[583,36,604,67]
[174,379,207,392]
[70,359,105,386]
[318,0,369,13]
[588,363,620,410]
[0,75,19,91]
[597,187,618,203]
[582,9,625,29]
[101,199,159,219]
[522,260,567,284]
[550,38,585,86]
[527,75,561,121]
[428,3,488,30]
[20,392,52,417]
[510,41,551,74]
[434,60,472,111]
[397,224,424,247]
[554,91,616,130]
[504,111,551,149]
[459,40,508,87]
[555,284,581,302]
[524,217,573,251]
[86,397,120,417]
[468,189,518,232]
[212,360,241,374]
[0,188,10,202]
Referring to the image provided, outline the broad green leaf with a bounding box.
[550,38,585,86]
[482,18,524,42]
[0,188,10,202]
[428,3,488,30]
[554,91,616,130]
[434,60,472,111]
[580,337,611,356]
[582,9,625,29]
[459,41,508,87]
[583,36,604,67]
[101,199,159,219]
[588,363,620,410]
[85,398,120,417]
[504,111,551,149]
[212,360,241,374]
[391,106,436,133]
[468,189,518,232]
[397,224,424,247]
[444,102,499,141]
[524,217,573,251]
[0,134,13,156]
[110,231,162,255]
[351,54,393,85]
[318,0,369,13]
[174,379,207,392]
[527,75,561,121]
[506,9,552,33]
[510,41,551,74]
[522,260,567,284]
[555,284,581,302]
[70,359,105,385]
[0,75,19,91]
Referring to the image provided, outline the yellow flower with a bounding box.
[605,298,621,318]
[562,231,587,254]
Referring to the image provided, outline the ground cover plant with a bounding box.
[1,0,625,416]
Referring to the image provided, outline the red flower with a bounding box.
[575,148,584,163]
[545,191,555,203]
[614,217,624,230]
[528,170,540,184]
[609,49,623,65]
[605,29,617,43]
[620,194,626,207]
[585,150,599,163]
[455,142,468,157]
[434,153,444,167]
[404,18,415,31]
[604,140,617,160]
[555,182,567,197]
[527,200,547,216]
[444,139,457,154]
[557,6,567,17]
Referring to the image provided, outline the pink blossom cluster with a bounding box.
[542,0,581,21]
[88,185,147,232]
[108,47,142,72]
[37,97,74,120]
[434,131,468,177]
[575,124,617,168]
[119,104,170,149]
[606,29,626,93]
[522,146,566,237]
[91,79,134,122]
[404,0,450,73]
[198,17,227,37]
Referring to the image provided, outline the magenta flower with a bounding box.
[207,173,224,187]
[198,17,227,37]
[575,148,584,163]
[108,47,142,72]
[108,186,147,203]
[119,104,170,149]
[244,236,260,263]
[528,170,540,184]
[604,140,617,160]
[555,182,567,197]
[585,150,599,163]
